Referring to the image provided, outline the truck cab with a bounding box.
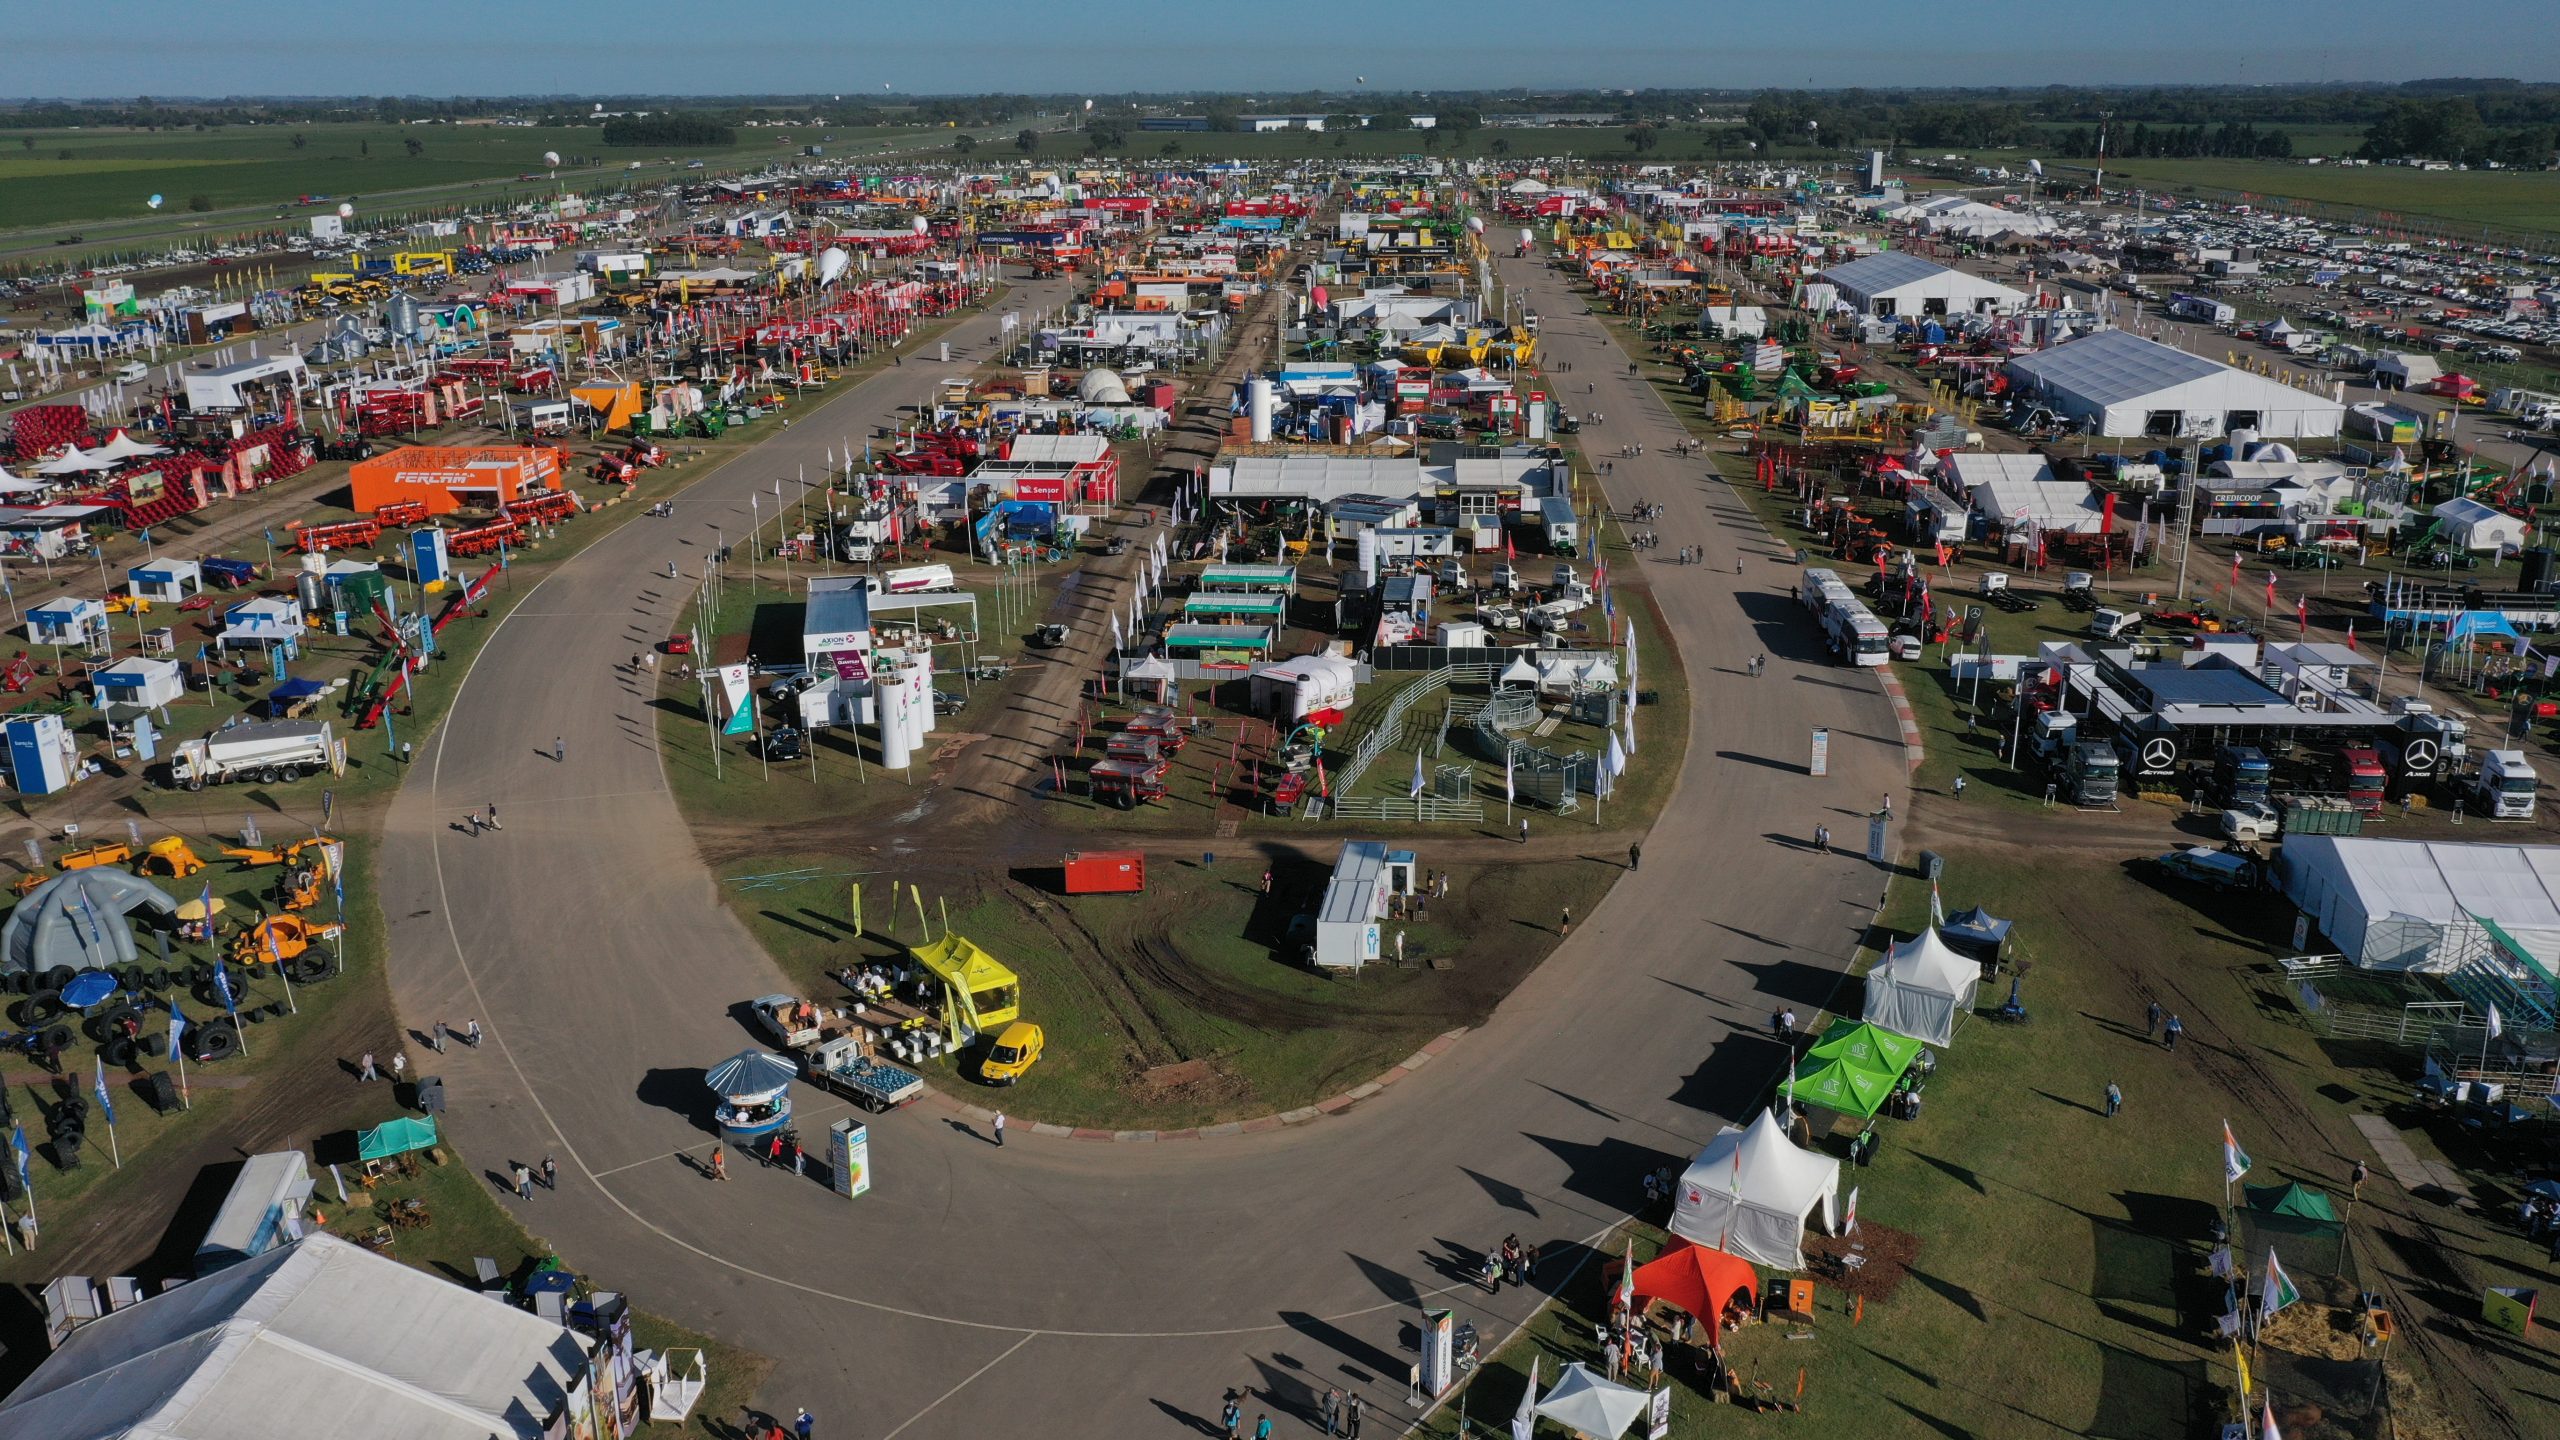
[2090,606,2142,641]
[2065,742,2121,808]
[2335,745,2388,815]
[2467,749,2539,819]
[2212,744,2273,807]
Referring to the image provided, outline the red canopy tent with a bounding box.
[1628,1238,1757,1325]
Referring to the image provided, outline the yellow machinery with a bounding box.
[392,251,455,277]
[222,835,341,870]
[58,841,133,872]
[231,914,346,982]
[137,836,207,878]
[104,592,151,615]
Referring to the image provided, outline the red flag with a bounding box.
[2266,573,2278,608]
[2345,621,2357,651]
[2101,492,2117,535]
[2230,553,2241,587]
[1504,530,1515,563]
[2297,597,2308,632]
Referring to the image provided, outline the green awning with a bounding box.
[1783,1055,1898,1118]
[358,1115,439,1161]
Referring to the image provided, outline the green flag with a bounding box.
[2260,1248,2300,1323]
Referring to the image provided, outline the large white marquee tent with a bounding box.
[1862,927,1983,1047]
[2003,330,2345,440]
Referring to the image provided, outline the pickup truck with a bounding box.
[801,1035,924,1111]
[2220,802,2282,843]
[2154,846,2258,891]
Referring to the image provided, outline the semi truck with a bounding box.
[2064,742,2121,808]
[2212,745,2273,807]
[166,721,335,791]
[2463,749,2539,819]
[2335,745,2388,815]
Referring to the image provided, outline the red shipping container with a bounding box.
[1062,850,1146,894]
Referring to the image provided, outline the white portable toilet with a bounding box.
[93,656,184,712]
[27,597,107,649]
[4,713,75,795]
[126,559,202,605]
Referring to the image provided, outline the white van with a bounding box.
[114,362,149,384]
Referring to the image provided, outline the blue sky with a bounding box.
[22,0,2560,96]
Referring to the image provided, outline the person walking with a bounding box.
[795,1409,814,1440]
[1344,1395,1363,1440]
[513,1163,533,1200]
[358,1051,378,1082]
[465,810,484,836]
[1879,793,1893,819]
[552,736,567,763]
[1255,1414,1273,1440]
[1261,869,1273,894]
[464,1018,484,1047]
[541,1155,559,1190]
[1320,1388,1342,1437]
[1769,1009,1787,1041]
[710,1146,728,1181]
[1952,774,1967,799]
[484,804,500,832]
[391,1052,407,1083]
[2145,1001,2162,1039]
[2163,1013,2184,1052]
[992,1110,1006,1147]
[1222,1397,1243,1440]
[1628,842,1642,872]
[431,1021,448,1054]
[17,1212,36,1251]
[1558,906,1572,937]
[2350,1158,2369,1199]
[1519,818,1530,845]
[1781,1009,1798,1041]
[1813,823,1830,851]
[2103,1081,2123,1117]
[791,1138,805,1176]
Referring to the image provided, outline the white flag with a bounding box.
[1930,879,1945,926]
[2488,1002,2503,1040]
[1511,1357,1540,1440]
[1110,613,1123,652]
[1504,747,1515,805]
[1409,751,1426,799]
[1621,707,1637,758]
[1605,731,1628,778]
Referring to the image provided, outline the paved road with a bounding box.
[378,249,1906,1438]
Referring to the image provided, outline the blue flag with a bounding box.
[213,962,238,1017]
[10,1121,28,1194]
[92,1056,116,1127]
[168,1000,188,1057]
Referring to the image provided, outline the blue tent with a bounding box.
[2446,611,2520,642]
[706,1049,798,1102]
[272,678,326,701]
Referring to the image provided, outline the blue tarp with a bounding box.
[2447,611,2521,641]
[272,678,325,701]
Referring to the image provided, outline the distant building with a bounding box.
[1140,117,1212,132]
[1485,112,1620,128]
[1244,115,1334,133]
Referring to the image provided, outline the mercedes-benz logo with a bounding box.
[2405,739,2437,772]
[2142,738,2176,769]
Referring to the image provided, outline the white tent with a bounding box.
[1861,927,1982,1047]
[1532,1364,1651,1440]
[1669,1108,1841,1270]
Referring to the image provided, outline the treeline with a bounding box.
[2356,97,2557,166]
[600,114,734,147]
[2050,122,2295,161]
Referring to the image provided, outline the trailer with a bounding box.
[293,519,383,554]
[1062,850,1146,894]
[801,1036,925,1111]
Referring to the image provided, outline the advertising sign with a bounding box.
[411,527,451,589]
[829,1118,872,1198]
[1810,728,1830,777]
[1419,1308,1454,1398]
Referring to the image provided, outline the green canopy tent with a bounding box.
[1782,1019,1925,1121]
[2241,1180,2349,1278]
[358,1115,439,1161]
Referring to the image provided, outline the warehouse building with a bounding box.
[2003,330,2347,440]
[1815,252,2027,318]
[2279,835,2560,979]
[346,445,566,517]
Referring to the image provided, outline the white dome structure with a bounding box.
[1077,367,1130,405]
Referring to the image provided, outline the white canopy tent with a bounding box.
[1861,927,1982,1047]
[1669,1108,1841,1270]
[1532,1364,1651,1440]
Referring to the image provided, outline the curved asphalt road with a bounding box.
[379,251,1906,1439]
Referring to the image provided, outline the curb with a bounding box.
[1873,668,1927,773]
[925,1027,1468,1142]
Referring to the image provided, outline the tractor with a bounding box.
[230,914,346,983]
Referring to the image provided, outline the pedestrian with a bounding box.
[2163,1014,2184,1052]
[796,1409,814,1440]
[2145,1000,2162,1038]
[768,1132,786,1168]
[2104,1081,2123,1117]
[1628,842,1642,872]
[1255,1415,1273,1440]
[1952,774,1967,799]
[1321,1388,1342,1437]
[1261,869,1273,894]
[1736,556,1744,575]
[1879,793,1893,818]
[644,650,657,670]
[1524,1243,1540,1280]
[485,804,500,831]
[791,1138,805,1176]
[666,561,679,580]
[513,1163,533,1200]
[465,809,483,835]
[431,1021,448,1054]
[1770,1009,1786,1040]
[2350,1158,2368,1199]
[553,736,566,763]
[1781,1009,1798,1040]
[17,1212,35,1251]
[542,1155,558,1190]
[710,1146,728,1181]
[465,1018,484,1047]
[1519,818,1530,845]
[1223,1397,1242,1440]
[359,1051,378,1082]
[632,652,645,672]
[391,1052,407,1082]
[1345,1395,1363,1440]
[1559,906,1572,937]
[992,1110,1006,1147]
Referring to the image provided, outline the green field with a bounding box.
[0,122,875,233]
[1013,125,1774,166]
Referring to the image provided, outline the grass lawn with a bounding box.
[1418,835,2544,1440]
[1000,126,1787,168]
[713,843,1621,1131]
[2091,155,2560,239]
[0,122,872,233]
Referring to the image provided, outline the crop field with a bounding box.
[0,122,857,232]
[1032,125,1777,165]
[2083,154,2560,238]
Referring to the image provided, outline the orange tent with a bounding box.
[1629,1239,1756,1323]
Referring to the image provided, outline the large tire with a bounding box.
[100,1037,135,1068]
[84,1004,141,1043]
[256,766,280,785]
[278,763,304,782]
[41,966,75,992]
[193,1021,240,1063]
[286,947,342,984]
[185,776,205,792]
[14,992,60,1026]
[39,1024,72,1055]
